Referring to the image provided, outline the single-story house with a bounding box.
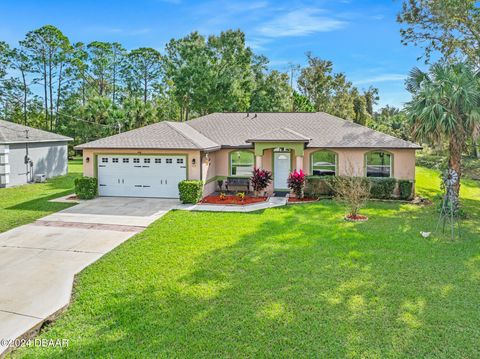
[75,112,421,198]
[0,120,72,187]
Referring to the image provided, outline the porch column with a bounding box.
[256,155,263,169]
[296,155,303,171]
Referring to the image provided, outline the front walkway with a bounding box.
[0,197,179,356]
[178,196,287,212]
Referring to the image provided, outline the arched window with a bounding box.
[230,151,254,177]
[366,151,392,177]
[311,150,336,176]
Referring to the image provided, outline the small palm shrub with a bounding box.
[287,170,306,198]
[250,168,272,196]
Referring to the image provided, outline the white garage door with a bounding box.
[97,155,187,198]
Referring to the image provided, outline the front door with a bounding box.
[273,151,291,190]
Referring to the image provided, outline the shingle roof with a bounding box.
[0,120,72,144]
[75,112,422,150]
[187,112,421,149]
[247,127,311,142]
[75,121,220,150]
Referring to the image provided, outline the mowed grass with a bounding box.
[13,167,480,358]
[0,159,82,233]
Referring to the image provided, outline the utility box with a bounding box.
[34,174,46,183]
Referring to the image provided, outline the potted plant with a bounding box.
[250,168,273,197]
[287,170,306,199]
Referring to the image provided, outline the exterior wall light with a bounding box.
[86,157,90,163]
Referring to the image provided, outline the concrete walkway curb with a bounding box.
[176,196,287,212]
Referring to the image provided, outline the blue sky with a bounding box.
[0,0,429,109]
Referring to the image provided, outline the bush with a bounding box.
[178,180,203,204]
[398,180,414,200]
[369,178,396,199]
[329,176,371,217]
[287,170,306,198]
[305,176,335,198]
[250,168,272,196]
[74,176,98,200]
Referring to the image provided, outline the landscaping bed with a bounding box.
[200,195,268,205]
[287,197,318,203]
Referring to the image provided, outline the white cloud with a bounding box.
[353,74,406,85]
[257,8,346,38]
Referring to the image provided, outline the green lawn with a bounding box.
[0,159,82,233]
[12,168,480,358]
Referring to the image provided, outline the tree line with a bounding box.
[0,26,384,145]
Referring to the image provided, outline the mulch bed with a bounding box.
[344,214,369,222]
[200,195,268,205]
[288,197,318,203]
[67,195,79,201]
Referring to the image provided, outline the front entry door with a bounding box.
[273,151,291,190]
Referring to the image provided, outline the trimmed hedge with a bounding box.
[398,180,414,200]
[305,176,335,198]
[74,176,98,199]
[307,176,414,200]
[369,178,397,199]
[178,180,203,204]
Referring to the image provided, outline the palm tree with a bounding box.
[406,63,480,194]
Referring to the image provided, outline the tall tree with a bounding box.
[125,47,162,105]
[250,70,291,112]
[297,53,358,120]
[363,86,379,116]
[397,0,480,65]
[8,48,33,125]
[20,25,71,130]
[406,63,480,194]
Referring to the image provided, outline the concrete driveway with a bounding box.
[0,197,179,355]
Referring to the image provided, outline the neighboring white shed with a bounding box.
[0,120,72,187]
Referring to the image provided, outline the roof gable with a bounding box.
[247,127,311,142]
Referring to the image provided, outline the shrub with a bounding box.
[329,176,371,217]
[250,168,272,196]
[287,169,306,198]
[178,180,203,204]
[237,192,246,201]
[398,180,414,200]
[74,176,98,200]
[305,176,335,198]
[369,178,396,199]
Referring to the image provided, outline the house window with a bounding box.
[311,151,336,176]
[144,158,150,164]
[166,158,173,164]
[230,151,254,177]
[177,158,184,164]
[102,158,108,163]
[123,158,129,163]
[133,158,140,164]
[366,151,392,177]
[155,158,161,164]
[112,158,119,163]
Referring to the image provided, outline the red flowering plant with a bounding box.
[287,169,306,198]
[250,168,273,197]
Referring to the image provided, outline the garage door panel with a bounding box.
[97,155,186,198]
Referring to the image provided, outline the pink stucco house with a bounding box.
[75,112,421,198]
